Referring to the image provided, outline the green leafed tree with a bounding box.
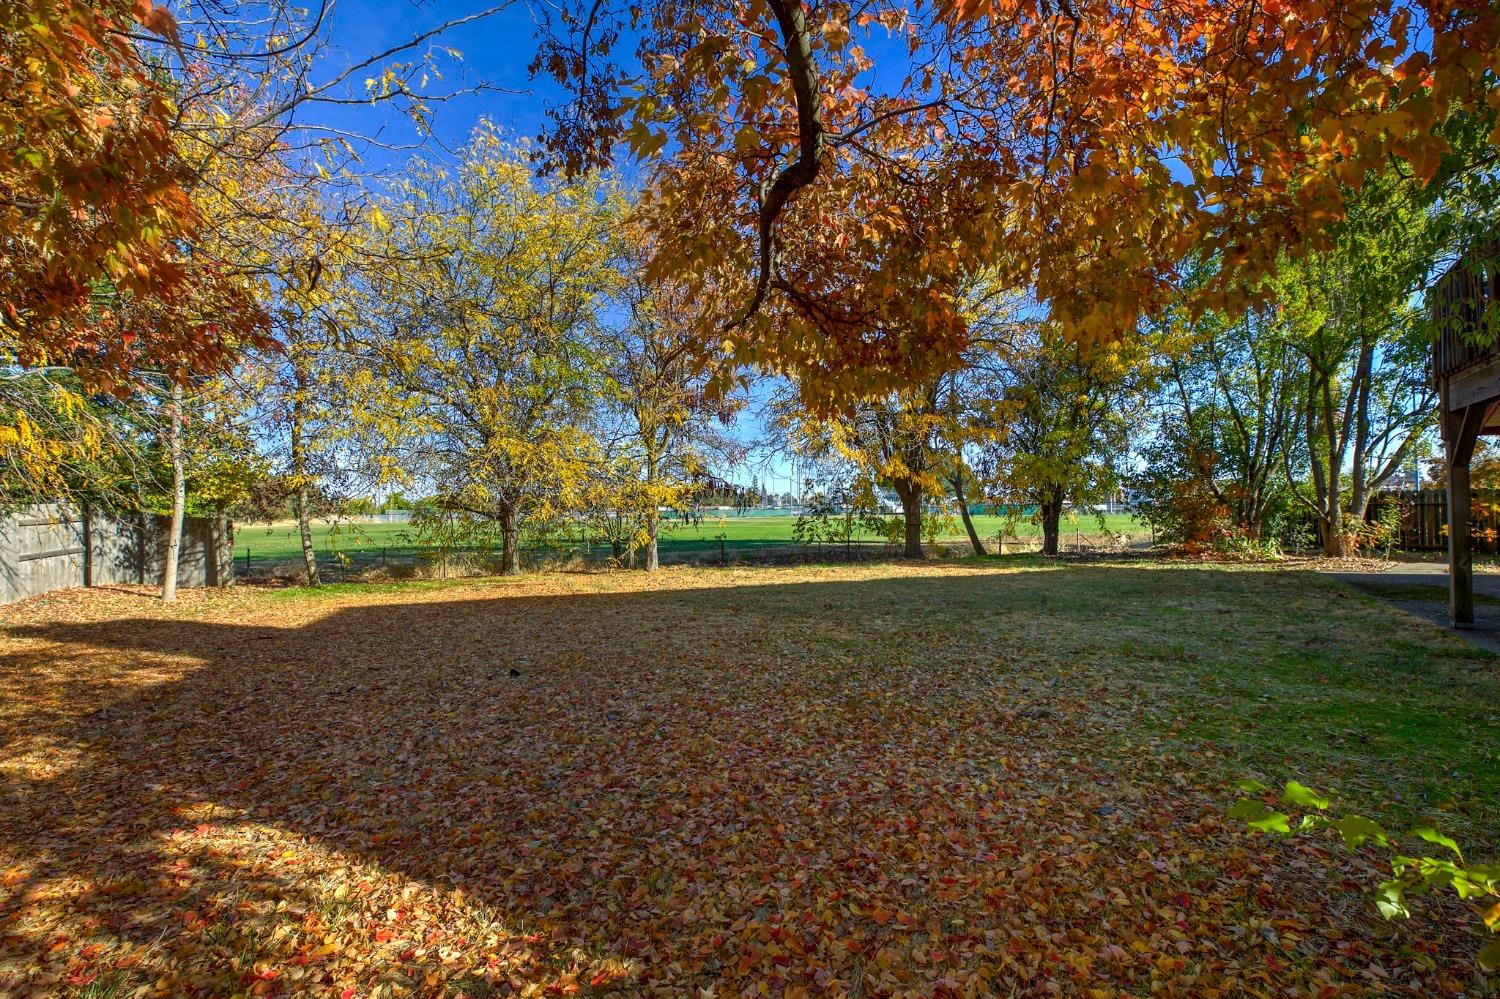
[597,242,744,570]
[977,323,1149,556]
[1271,175,1439,556]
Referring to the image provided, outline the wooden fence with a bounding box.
[1373,489,1500,553]
[0,503,234,605]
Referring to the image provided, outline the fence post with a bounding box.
[136,513,147,584]
[0,509,17,605]
[81,502,93,588]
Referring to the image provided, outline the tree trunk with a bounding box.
[644,507,660,571]
[499,502,521,575]
[949,473,986,556]
[1313,366,1346,556]
[161,380,186,602]
[1320,506,1346,557]
[295,484,319,585]
[289,375,320,586]
[1040,495,1063,557]
[894,480,924,558]
[642,452,662,571]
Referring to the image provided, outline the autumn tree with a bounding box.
[0,369,155,511]
[4,0,526,492]
[1,366,259,525]
[786,381,949,559]
[929,283,1041,556]
[531,0,1500,401]
[940,425,990,557]
[3,0,530,601]
[576,449,657,565]
[226,185,382,586]
[87,257,263,600]
[342,127,623,575]
[0,1,209,379]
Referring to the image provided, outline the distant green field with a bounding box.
[232,511,1145,566]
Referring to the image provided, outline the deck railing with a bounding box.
[1432,239,1500,381]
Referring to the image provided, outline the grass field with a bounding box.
[1,561,1494,996]
[233,511,1146,564]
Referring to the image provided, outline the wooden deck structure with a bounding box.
[1433,240,1500,626]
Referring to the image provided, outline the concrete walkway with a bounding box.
[1328,561,1500,655]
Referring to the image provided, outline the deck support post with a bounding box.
[1444,401,1486,628]
[1447,455,1473,627]
[1433,241,1500,631]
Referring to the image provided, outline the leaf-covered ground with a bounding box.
[0,561,1496,998]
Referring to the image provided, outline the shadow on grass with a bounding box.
[0,565,1495,995]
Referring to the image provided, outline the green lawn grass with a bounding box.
[234,520,414,562]
[232,511,1146,564]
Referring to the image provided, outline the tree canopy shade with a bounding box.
[534,0,1500,400]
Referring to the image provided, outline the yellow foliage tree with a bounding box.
[342,126,625,574]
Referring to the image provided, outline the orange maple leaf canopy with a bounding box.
[537,0,1499,403]
[0,0,265,388]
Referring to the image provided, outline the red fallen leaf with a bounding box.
[589,971,611,986]
[374,929,394,942]
[340,990,356,999]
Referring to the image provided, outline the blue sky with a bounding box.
[308,1,560,166]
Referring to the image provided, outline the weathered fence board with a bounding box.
[1374,489,1500,553]
[0,504,233,605]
